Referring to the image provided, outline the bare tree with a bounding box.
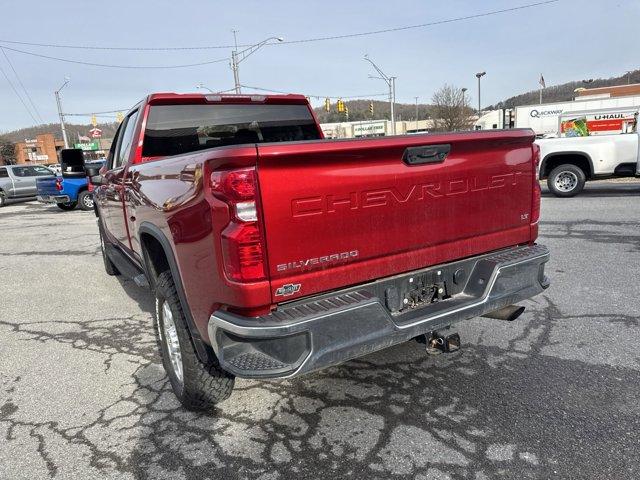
[0,137,16,165]
[430,84,474,132]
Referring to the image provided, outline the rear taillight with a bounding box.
[531,144,541,223]
[211,167,266,282]
[55,178,63,191]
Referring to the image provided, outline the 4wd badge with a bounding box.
[275,283,301,297]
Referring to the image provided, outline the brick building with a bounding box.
[14,134,65,165]
[576,83,640,99]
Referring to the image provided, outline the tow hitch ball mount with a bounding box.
[421,331,461,355]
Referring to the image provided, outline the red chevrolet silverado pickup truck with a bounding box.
[93,92,549,410]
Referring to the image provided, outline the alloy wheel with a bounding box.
[161,300,184,386]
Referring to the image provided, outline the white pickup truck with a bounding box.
[536,132,640,197]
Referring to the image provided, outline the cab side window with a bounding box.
[112,110,139,169]
[31,166,54,176]
[0,168,8,178]
[12,167,29,177]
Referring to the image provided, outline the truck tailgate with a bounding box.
[36,176,60,195]
[256,129,536,301]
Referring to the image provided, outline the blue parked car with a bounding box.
[36,149,104,211]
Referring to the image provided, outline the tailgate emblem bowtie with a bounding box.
[275,283,301,297]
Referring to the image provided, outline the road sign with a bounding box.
[89,128,102,138]
[74,141,100,151]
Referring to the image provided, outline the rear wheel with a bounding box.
[56,201,77,211]
[0,191,5,207]
[547,164,586,197]
[78,191,94,211]
[155,270,235,410]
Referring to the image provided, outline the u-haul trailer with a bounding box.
[515,95,640,135]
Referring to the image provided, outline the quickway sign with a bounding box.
[529,108,564,118]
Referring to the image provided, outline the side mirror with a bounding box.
[90,175,104,186]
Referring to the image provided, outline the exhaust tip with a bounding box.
[482,305,525,321]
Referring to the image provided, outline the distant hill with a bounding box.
[492,69,640,109]
[313,99,432,123]
[1,122,119,143]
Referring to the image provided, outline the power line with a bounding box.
[281,1,559,45]
[0,45,229,69]
[0,62,39,124]
[0,39,237,51]
[240,84,389,99]
[0,47,43,123]
[0,1,559,52]
[65,109,128,115]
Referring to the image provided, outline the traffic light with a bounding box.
[325,98,331,112]
[91,114,97,127]
[115,112,124,123]
[337,99,344,113]
[345,106,349,119]
[369,102,374,115]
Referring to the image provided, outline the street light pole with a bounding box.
[475,72,486,117]
[414,96,419,132]
[365,54,396,135]
[196,83,215,93]
[230,33,284,94]
[54,77,70,149]
[461,87,468,121]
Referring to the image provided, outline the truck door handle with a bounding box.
[403,144,451,165]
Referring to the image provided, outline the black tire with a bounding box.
[155,270,234,410]
[56,201,78,211]
[0,191,5,208]
[547,164,586,197]
[98,221,120,276]
[78,190,94,211]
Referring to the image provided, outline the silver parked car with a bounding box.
[0,164,55,207]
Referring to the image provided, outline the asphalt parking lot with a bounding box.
[1,180,639,480]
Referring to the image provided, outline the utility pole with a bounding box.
[230,32,283,94]
[414,96,419,132]
[54,78,70,149]
[365,54,396,135]
[231,30,240,94]
[475,71,486,117]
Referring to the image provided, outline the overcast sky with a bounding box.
[0,0,638,132]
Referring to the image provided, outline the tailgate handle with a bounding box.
[403,144,450,165]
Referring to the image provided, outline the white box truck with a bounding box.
[516,95,640,136]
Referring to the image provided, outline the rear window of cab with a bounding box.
[142,104,321,158]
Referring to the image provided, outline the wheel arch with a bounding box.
[138,222,216,365]
[539,151,594,180]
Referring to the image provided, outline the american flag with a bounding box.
[539,74,546,88]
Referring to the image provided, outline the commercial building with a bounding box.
[320,119,435,138]
[14,134,65,165]
[575,83,640,99]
